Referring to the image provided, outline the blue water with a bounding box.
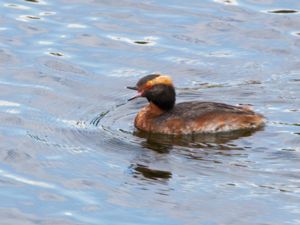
[0,0,300,224]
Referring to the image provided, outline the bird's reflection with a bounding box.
[134,128,263,153]
[130,164,172,181]
[129,128,263,182]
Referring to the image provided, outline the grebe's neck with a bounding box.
[147,102,165,116]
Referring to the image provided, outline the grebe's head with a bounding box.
[127,74,176,110]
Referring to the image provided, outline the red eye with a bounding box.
[143,82,153,90]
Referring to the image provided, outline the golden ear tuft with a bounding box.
[146,75,173,88]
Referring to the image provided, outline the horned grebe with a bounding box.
[127,74,265,135]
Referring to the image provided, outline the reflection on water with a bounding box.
[134,128,262,152]
[130,164,172,181]
[0,0,300,224]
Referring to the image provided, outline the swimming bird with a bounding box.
[127,74,265,135]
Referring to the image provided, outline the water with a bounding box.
[0,0,300,224]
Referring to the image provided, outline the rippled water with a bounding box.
[0,0,300,224]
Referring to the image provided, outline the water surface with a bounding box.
[0,0,300,224]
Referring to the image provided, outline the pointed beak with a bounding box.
[128,93,142,101]
[127,86,142,101]
[126,86,138,90]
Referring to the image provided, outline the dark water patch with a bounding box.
[134,41,150,45]
[107,35,157,46]
[24,0,39,3]
[230,163,247,168]
[26,15,40,20]
[275,122,300,127]
[49,52,64,57]
[267,9,299,14]
[17,15,42,22]
[131,164,172,180]
[257,184,296,193]
[213,0,238,5]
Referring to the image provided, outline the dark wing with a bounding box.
[157,101,254,122]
